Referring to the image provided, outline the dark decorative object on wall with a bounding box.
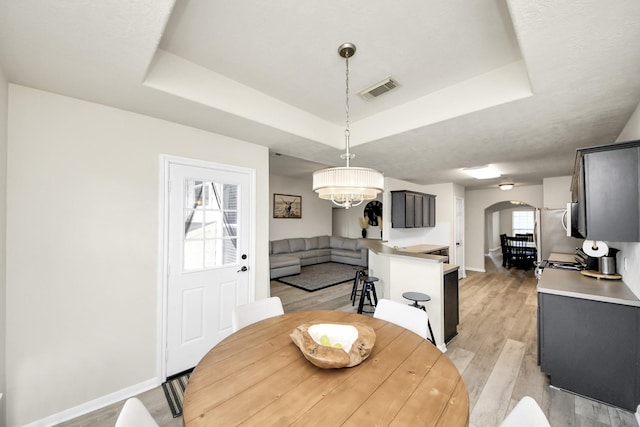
[274,194,302,218]
[364,201,383,226]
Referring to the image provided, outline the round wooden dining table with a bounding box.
[183,310,469,426]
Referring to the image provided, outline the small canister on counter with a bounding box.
[599,248,619,275]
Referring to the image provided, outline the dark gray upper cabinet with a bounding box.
[391,190,436,228]
[571,140,640,241]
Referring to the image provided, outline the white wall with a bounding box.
[543,176,573,208]
[332,196,383,239]
[269,174,332,240]
[488,212,499,250]
[0,64,8,427]
[5,85,270,426]
[465,185,543,271]
[612,101,640,298]
[616,101,640,143]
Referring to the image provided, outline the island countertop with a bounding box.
[395,244,449,254]
[363,240,459,350]
[362,240,448,263]
[538,253,640,307]
[361,240,459,275]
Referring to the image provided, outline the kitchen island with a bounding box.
[395,244,450,261]
[362,241,459,351]
[537,253,640,411]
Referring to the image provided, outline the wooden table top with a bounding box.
[183,310,469,426]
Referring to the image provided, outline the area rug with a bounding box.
[162,369,192,418]
[277,262,363,292]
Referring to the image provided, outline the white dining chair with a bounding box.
[500,396,550,427]
[232,296,284,331]
[115,397,158,427]
[373,298,430,340]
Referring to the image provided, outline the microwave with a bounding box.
[565,202,584,238]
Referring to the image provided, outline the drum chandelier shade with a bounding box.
[312,43,384,209]
[313,166,384,206]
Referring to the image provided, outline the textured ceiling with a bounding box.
[1,0,639,190]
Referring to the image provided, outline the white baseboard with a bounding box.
[22,377,160,427]
[465,266,486,273]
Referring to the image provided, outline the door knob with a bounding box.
[237,266,248,272]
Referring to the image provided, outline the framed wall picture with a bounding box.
[273,194,302,218]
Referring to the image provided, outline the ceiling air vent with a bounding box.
[359,77,399,100]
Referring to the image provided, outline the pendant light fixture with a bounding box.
[312,43,384,209]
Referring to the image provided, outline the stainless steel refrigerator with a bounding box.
[534,208,584,262]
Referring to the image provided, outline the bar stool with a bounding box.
[357,276,379,314]
[350,270,366,306]
[402,291,436,345]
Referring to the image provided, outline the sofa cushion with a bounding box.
[330,236,345,248]
[270,255,300,268]
[293,250,317,260]
[271,239,291,255]
[304,237,318,250]
[289,238,305,253]
[332,248,360,259]
[317,248,331,257]
[356,239,367,250]
[318,235,330,248]
[341,238,357,251]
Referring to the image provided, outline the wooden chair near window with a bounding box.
[516,233,534,242]
[505,235,536,270]
[499,234,510,267]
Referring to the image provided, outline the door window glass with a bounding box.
[183,180,238,270]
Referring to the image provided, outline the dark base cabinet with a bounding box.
[444,269,459,343]
[538,293,640,411]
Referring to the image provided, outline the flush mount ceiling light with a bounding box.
[312,43,384,209]
[498,182,514,191]
[462,165,501,180]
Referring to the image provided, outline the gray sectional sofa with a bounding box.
[269,235,368,279]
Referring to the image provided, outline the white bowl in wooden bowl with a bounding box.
[290,322,376,369]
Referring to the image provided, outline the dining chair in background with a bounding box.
[499,234,510,267]
[114,397,158,427]
[232,296,284,332]
[499,396,550,427]
[373,298,431,341]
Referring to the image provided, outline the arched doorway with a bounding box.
[485,200,536,269]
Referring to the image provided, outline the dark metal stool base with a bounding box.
[357,276,379,314]
[350,270,366,306]
[402,291,436,345]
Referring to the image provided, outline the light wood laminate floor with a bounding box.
[56,253,638,426]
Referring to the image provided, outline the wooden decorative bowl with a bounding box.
[290,322,376,369]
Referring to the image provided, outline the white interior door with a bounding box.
[165,162,252,376]
[455,196,466,278]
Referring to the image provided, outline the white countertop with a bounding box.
[537,253,640,307]
[362,240,458,274]
[394,244,449,254]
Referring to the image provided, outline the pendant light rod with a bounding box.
[339,43,355,168]
[312,43,384,209]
